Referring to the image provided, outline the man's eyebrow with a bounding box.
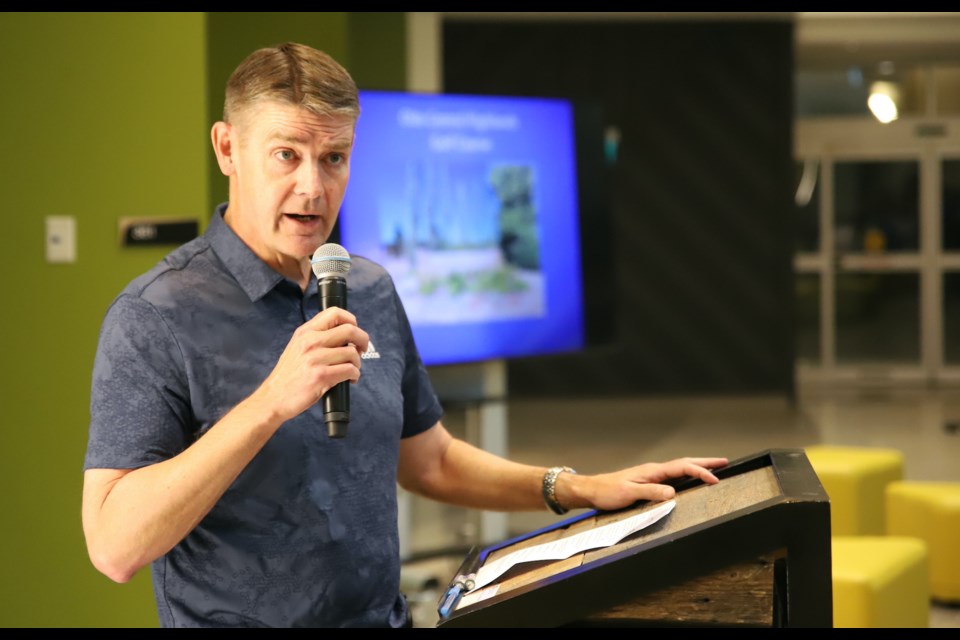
[267,131,309,145]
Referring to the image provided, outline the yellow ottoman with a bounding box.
[805,445,904,535]
[832,536,929,628]
[886,481,960,603]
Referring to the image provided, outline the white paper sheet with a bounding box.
[470,499,676,592]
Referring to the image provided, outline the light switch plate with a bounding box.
[46,215,76,263]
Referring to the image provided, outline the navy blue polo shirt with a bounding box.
[85,203,443,627]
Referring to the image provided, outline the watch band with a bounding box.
[542,466,576,515]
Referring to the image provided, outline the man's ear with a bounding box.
[211,121,236,176]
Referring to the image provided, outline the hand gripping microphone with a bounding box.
[310,243,353,438]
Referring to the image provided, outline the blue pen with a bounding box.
[438,583,464,618]
[437,545,483,619]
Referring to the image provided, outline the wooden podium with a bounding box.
[436,448,832,628]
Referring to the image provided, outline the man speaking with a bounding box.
[81,41,728,627]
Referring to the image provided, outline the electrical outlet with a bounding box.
[46,215,76,263]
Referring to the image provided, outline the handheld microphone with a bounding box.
[310,243,352,438]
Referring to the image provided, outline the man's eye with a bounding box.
[328,153,345,166]
[277,149,295,161]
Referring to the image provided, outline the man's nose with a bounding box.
[296,163,324,199]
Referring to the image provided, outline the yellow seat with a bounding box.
[886,481,960,603]
[831,536,929,628]
[805,445,904,535]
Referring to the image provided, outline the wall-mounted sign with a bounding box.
[119,217,198,247]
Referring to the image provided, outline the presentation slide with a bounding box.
[341,90,584,365]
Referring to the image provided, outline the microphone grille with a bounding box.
[311,243,352,278]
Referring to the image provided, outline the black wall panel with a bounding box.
[443,19,795,398]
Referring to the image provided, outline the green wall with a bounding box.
[347,12,407,92]
[0,12,208,627]
[0,11,405,627]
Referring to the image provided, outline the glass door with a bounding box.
[795,116,960,388]
[937,155,960,382]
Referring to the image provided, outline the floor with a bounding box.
[400,385,960,628]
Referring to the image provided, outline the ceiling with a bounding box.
[795,12,960,71]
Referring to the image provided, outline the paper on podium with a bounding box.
[470,499,676,592]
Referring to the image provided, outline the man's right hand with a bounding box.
[252,306,369,424]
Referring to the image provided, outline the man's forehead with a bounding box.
[237,100,356,142]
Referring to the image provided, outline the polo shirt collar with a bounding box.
[206,202,287,302]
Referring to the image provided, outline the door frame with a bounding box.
[795,116,960,388]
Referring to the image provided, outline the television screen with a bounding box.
[338,89,585,366]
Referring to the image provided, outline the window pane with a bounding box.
[943,159,960,251]
[836,273,919,363]
[795,273,820,364]
[942,273,960,365]
[834,161,919,253]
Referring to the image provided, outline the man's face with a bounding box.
[223,100,355,273]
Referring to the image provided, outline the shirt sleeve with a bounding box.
[84,293,193,471]
[393,287,444,439]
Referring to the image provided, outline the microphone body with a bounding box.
[319,275,349,438]
[311,243,353,438]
